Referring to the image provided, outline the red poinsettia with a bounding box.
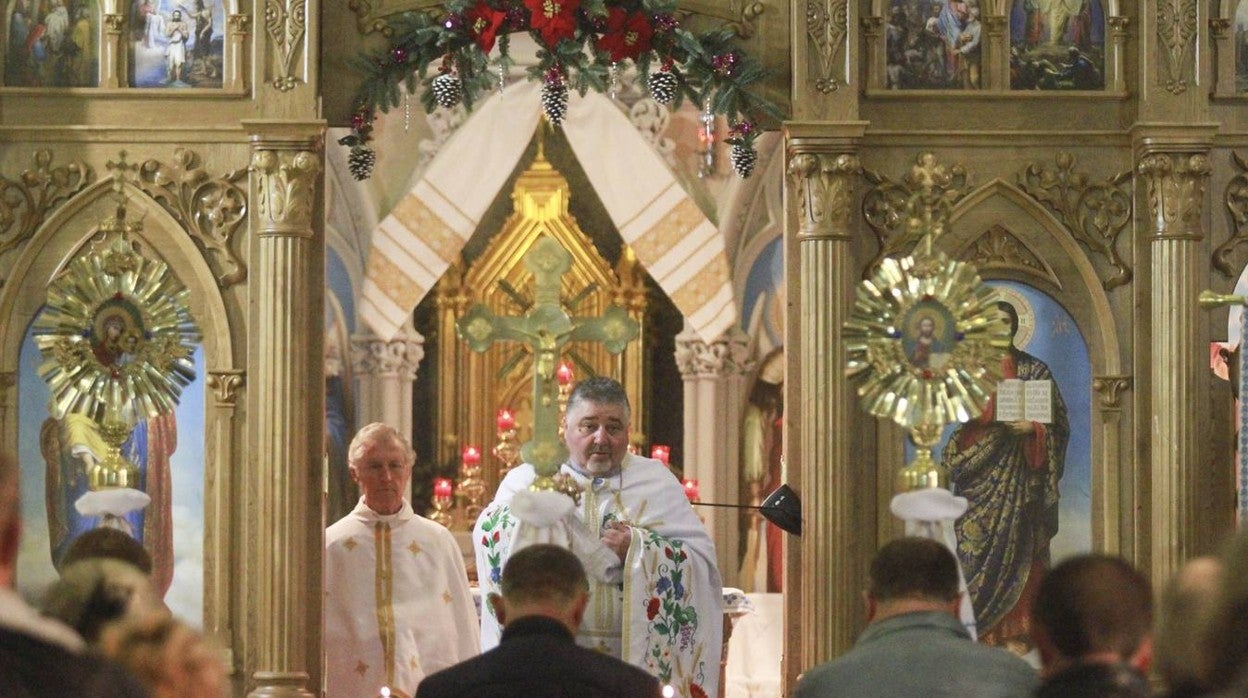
[596,7,653,62]
[523,0,581,49]
[465,0,507,52]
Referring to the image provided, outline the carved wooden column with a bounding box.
[205,369,244,672]
[784,123,865,684]
[243,121,324,698]
[226,15,251,92]
[674,326,752,588]
[102,14,123,88]
[1135,134,1212,584]
[350,329,424,437]
[984,15,1008,90]
[0,371,15,445]
[860,16,884,91]
[1091,375,1131,556]
[1107,16,1129,93]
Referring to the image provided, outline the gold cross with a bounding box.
[456,236,638,477]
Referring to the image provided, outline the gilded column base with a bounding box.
[247,672,314,698]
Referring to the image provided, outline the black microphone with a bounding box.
[689,484,802,536]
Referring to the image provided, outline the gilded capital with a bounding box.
[351,335,426,380]
[1092,375,1131,410]
[983,15,1007,35]
[104,13,124,33]
[207,369,245,405]
[674,327,753,379]
[249,148,321,236]
[860,16,883,37]
[788,152,862,242]
[1107,15,1129,39]
[1137,152,1211,240]
[1210,17,1231,39]
[228,13,252,34]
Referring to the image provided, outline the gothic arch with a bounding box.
[942,178,1121,375]
[0,176,239,655]
[939,177,1127,550]
[0,178,234,377]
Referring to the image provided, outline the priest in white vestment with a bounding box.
[325,423,479,698]
[474,378,723,698]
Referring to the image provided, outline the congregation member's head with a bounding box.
[1156,556,1221,695]
[348,422,415,515]
[564,377,631,477]
[100,613,228,698]
[60,527,153,575]
[1202,531,1248,691]
[1031,554,1153,676]
[865,536,961,622]
[42,557,162,645]
[491,544,589,634]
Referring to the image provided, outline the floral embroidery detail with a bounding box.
[478,505,512,593]
[642,531,698,685]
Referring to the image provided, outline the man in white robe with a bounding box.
[474,378,723,698]
[325,423,478,698]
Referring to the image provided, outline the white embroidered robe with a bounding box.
[474,454,723,698]
[325,498,478,698]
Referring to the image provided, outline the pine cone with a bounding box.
[647,68,677,105]
[541,76,569,127]
[348,146,376,181]
[431,72,463,109]
[730,143,757,178]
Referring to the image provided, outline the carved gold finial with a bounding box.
[1199,290,1247,309]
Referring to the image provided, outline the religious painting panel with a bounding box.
[1236,0,1248,92]
[128,0,223,88]
[886,0,983,89]
[905,280,1090,655]
[16,325,206,626]
[4,0,99,87]
[1009,0,1105,90]
[324,249,357,523]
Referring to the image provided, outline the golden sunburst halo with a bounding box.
[845,249,1010,432]
[34,221,200,424]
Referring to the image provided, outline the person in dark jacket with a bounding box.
[417,543,661,698]
[1031,554,1152,698]
[0,452,149,698]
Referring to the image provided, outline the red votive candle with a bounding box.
[496,409,515,431]
[556,361,574,386]
[433,478,453,500]
[462,445,481,466]
[682,479,699,502]
[651,445,670,465]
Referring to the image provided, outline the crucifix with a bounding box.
[456,234,639,483]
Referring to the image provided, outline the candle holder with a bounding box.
[456,446,486,527]
[429,477,454,528]
[493,426,522,480]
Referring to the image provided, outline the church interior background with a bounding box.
[2,0,1247,695]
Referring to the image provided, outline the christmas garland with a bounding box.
[341,0,782,180]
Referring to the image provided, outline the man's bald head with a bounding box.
[1157,557,1222,693]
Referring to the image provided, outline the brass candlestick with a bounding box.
[456,447,486,527]
[493,427,521,480]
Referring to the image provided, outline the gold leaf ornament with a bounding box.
[34,213,201,424]
[844,249,1010,432]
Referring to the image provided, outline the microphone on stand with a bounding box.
[688,484,802,536]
